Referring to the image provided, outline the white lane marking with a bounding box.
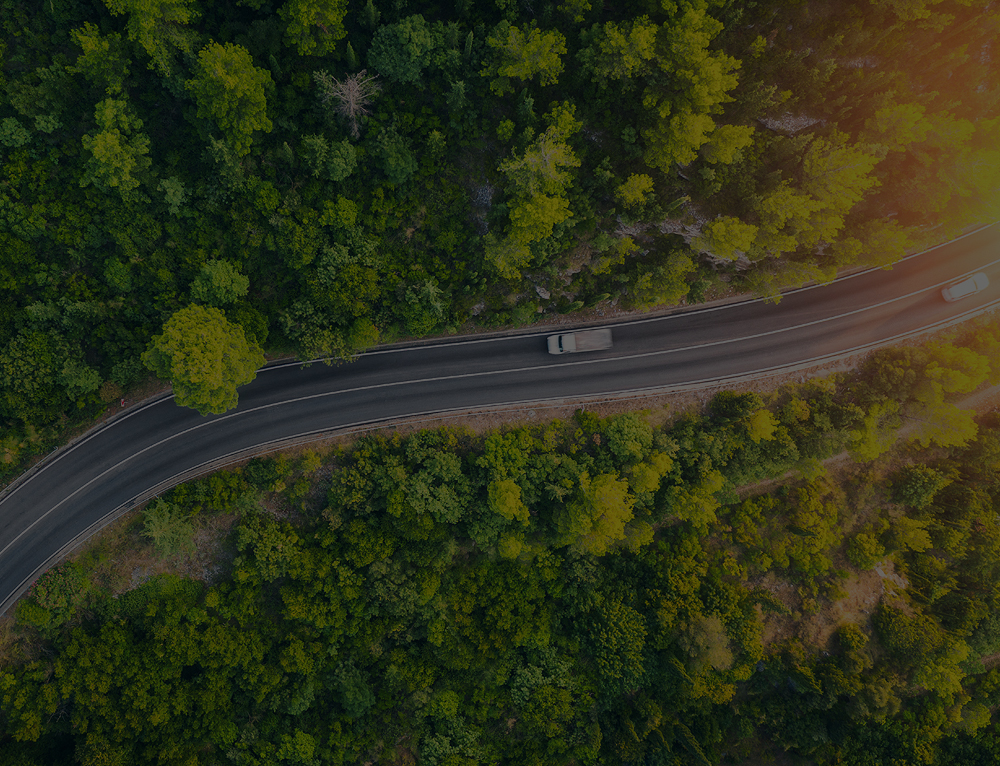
[2,292,998,597]
[5,262,1000,520]
[4,239,1000,545]
[4,287,999,566]
[0,392,176,509]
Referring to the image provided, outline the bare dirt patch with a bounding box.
[756,560,908,652]
[805,561,906,649]
[69,509,240,598]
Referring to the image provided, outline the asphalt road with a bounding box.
[1,224,998,614]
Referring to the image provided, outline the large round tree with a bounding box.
[142,304,265,415]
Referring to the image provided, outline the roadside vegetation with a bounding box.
[4,319,1000,764]
[1,0,999,761]
[0,0,996,464]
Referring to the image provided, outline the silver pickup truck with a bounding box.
[547,328,613,354]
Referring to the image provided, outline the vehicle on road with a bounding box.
[942,272,989,302]
[547,328,613,354]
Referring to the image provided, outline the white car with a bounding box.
[546,328,613,354]
[941,272,989,302]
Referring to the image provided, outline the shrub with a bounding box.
[142,499,196,557]
[244,456,281,490]
[31,561,88,614]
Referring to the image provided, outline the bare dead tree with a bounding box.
[312,69,381,140]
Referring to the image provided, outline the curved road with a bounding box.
[1,224,998,613]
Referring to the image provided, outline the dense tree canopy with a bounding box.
[0,0,990,475]
[186,41,273,156]
[7,322,1000,763]
[142,304,265,414]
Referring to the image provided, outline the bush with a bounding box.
[31,561,88,615]
[142,499,196,557]
[15,599,51,629]
[164,470,249,514]
[711,391,765,422]
[244,456,281,490]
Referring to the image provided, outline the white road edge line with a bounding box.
[2,291,997,567]
[6,234,996,510]
[1,294,996,614]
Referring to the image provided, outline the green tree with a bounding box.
[142,304,265,415]
[359,0,379,30]
[873,602,944,661]
[482,234,532,281]
[500,102,581,199]
[908,401,978,449]
[750,133,881,261]
[629,451,673,495]
[490,102,581,276]
[891,465,951,509]
[102,0,199,75]
[847,399,900,462]
[300,134,357,180]
[373,127,416,185]
[746,409,779,443]
[584,16,657,83]
[887,515,932,553]
[831,218,913,268]
[912,641,970,698]
[603,412,653,464]
[701,124,755,164]
[556,472,635,555]
[914,342,990,404]
[750,182,826,257]
[557,0,591,23]
[368,15,435,85]
[70,23,131,95]
[278,0,347,56]
[157,176,188,215]
[589,597,646,691]
[863,101,932,153]
[142,498,196,556]
[488,478,529,525]
[186,42,273,157]
[663,470,724,532]
[190,260,250,307]
[679,613,733,672]
[80,99,151,195]
[483,22,567,95]
[507,193,571,245]
[641,7,740,170]
[692,216,758,261]
[847,531,886,569]
[616,174,654,208]
[0,118,30,148]
[0,330,98,423]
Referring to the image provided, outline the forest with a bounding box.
[0,0,995,451]
[4,319,1000,764]
[1,0,1000,762]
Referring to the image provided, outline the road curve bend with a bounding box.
[1,224,998,614]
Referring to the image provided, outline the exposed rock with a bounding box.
[757,113,824,134]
